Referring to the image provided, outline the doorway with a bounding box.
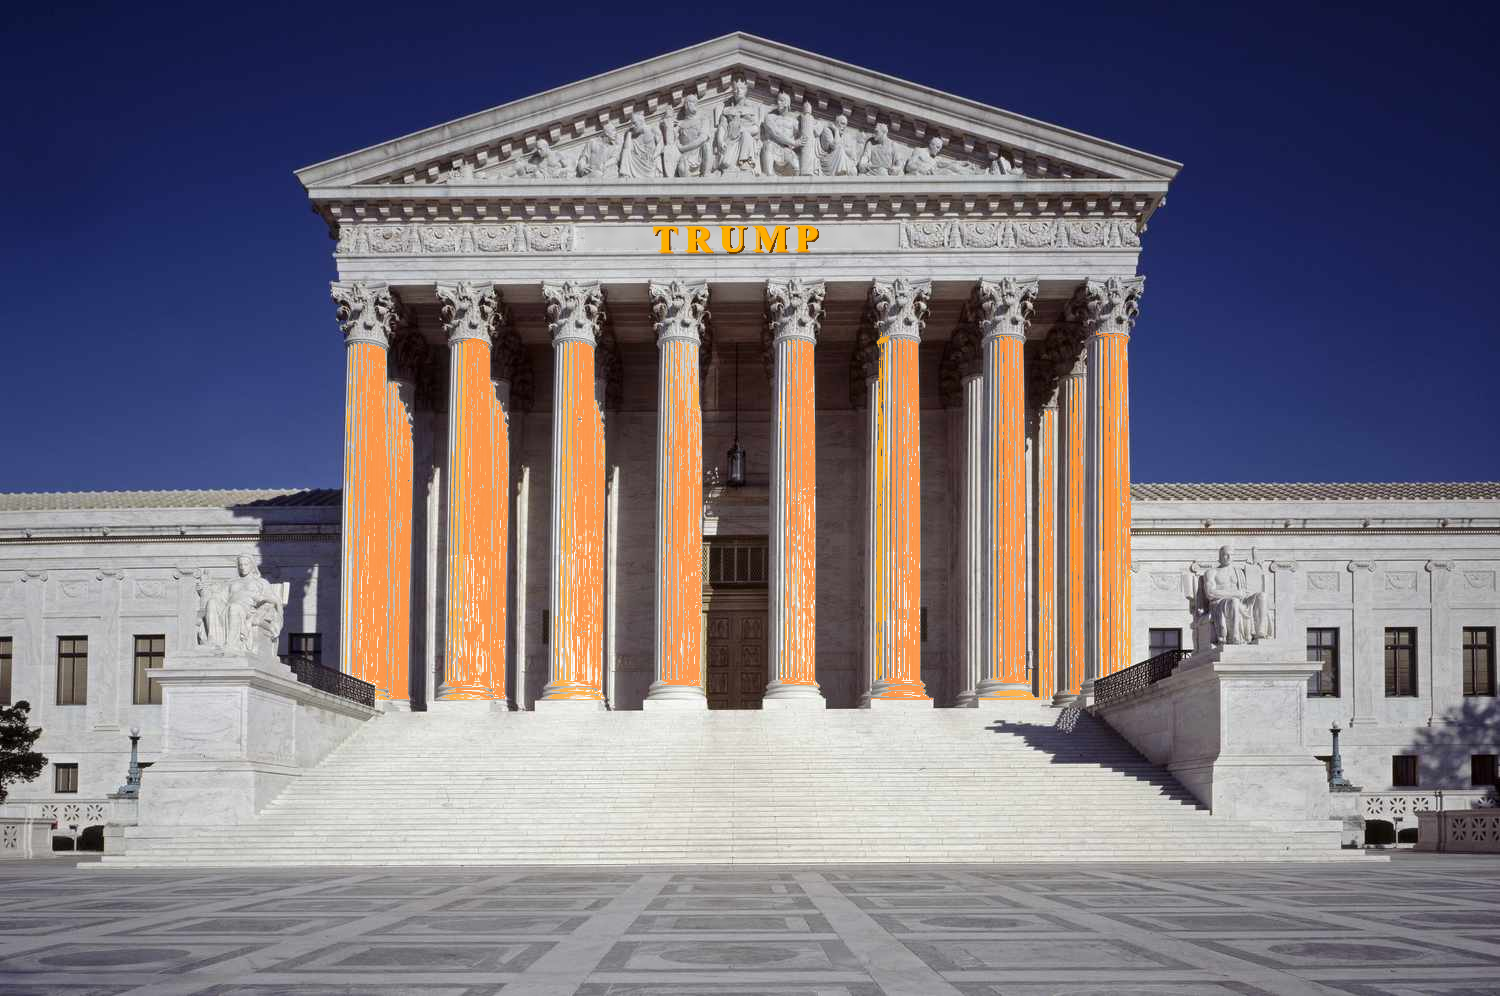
[703,537,769,710]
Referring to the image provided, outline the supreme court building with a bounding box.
[311,32,1166,713]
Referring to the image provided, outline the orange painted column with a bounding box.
[1058,349,1089,697]
[332,281,400,696]
[645,280,709,707]
[436,281,506,704]
[1079,276,1145,684]
[540,281,607,707]
[764,279,825,707]
[385,377,415,706]
[865,278,931,706]
[974,278,1037,700]
[1033,394,1060,701]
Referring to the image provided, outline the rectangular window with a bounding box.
[285,632,321,667]
[132,635,166,705]
[1148,628,1182,658]
[56,636,88,705]
[1392,754,1419,788]
[1474,754,1498,787]
[1384,627,1418,697]
[1463,627,1495,697]
[54,763,78,794]
[1307,627,1340,697]
[0,636,11,705]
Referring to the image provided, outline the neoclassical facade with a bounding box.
[304,33,1173,712]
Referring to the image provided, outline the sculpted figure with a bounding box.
[664,94,713,178]
[815,114,857,176]
[714,77,761,175]
[857,123,900,176]
[987,150,1020,176]
[619,110,664,178]
[760,91,805,175]
[196,555,287,656]
[513,139,571,179]
[902,136,943,175]
[576,121,624,178]
[1201,545,1270,645]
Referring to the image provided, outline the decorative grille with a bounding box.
[287,655,376,708]
[1093,649,1192,708]
[706,539,769,588]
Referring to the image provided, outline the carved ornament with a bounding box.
[436,281,499,345]
[332,281,402,348]
[543,281,606,346]
[765,279,825,345]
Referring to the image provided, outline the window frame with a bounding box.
[54,763,79,794]
[1148,628,1182,658]
[56,636,88,706]
[132,634,166,705]
[1306,627,1340,697]
[1392,754,1420,788]
[285,632,322,668]
[1473,754,1498,788]
[0,635,12,706]
[1384,627,1419,698]
[1463,626,1496,697]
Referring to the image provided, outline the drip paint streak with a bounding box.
[655,337,703,687]
[1034,405,1058,698]
[771,338,817,686]
[981,332,1029,697]
[1062,370,1088,696]
[385,382,413,702]
[340,341,391,694]
[1094,334,1132,678]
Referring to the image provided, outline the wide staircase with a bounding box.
[106,703,1350,865]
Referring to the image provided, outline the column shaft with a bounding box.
[543,282,606,704]
[956,372,983,706]
[1034,401,1060,701]
[385,379,415,704]
[765,279,824,705]
[647,279,706,704]
[1059,363,1089,697]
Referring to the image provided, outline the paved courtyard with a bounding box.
[0,856,1498,995]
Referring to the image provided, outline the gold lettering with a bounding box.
[686,226,713,253]
[653,226,677,253]
[721,226,747,254]
[796,225,820,252]
[754,225,788,254]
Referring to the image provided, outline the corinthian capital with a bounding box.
[649,280,710,346]
[870,277,931,342]
[332,281,402,348]
[765,279,825,345]
[436,281,499,345]
[1067,276,1145,337]
[542,281,605,346]
[974,277,1038,341]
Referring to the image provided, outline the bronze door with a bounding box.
[706,608,767,709]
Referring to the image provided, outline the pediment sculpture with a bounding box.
[421,80,1025,185]
[196,555,289,660]
[1189,546,1271,646]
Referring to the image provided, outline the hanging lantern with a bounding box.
[727,344,747,487]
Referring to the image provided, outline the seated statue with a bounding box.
[197,555,288,658]
[1194,545,1270,645]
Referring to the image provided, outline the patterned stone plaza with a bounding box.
[2,856,1499,994]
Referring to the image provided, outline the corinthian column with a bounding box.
[385,333,423,708]
[1032,389,1060,701]
[540,281,606,708]
[974,278,1038,700]
[1057,345,1089,700]
[332,281,401,696]
[646,280,709,709]
[437,281,506,705]
[864,278,931,707]
[1073,276,1145,684]
[764,279,825,708]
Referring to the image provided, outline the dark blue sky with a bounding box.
[3,2,1495,491]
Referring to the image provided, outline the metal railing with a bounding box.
[1093,648,1192,708]
[284,654,376,708]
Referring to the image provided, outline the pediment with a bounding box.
[296,33,1180,192]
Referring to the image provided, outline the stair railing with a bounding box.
[283,654,377,708]
[1093,649,1192,708]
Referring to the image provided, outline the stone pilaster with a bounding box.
[436,280,506,705]
[332,281,401,695]
[764,279,825,708]
[974,278,1037,700]
[539,281,606,708]
[646,279,710,708]
[1070,276,1144,683]
[91,569,124,730]
[864,278,931,706]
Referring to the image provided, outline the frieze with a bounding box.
[337,223,578,256]
[899,218,1139,250]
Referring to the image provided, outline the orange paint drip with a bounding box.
[871,335,927,700]
[656,339,703,687]
[385,382,413,702]
[1062,371,1088,696]
[340,341,391,693]
[981,334,1030,698]
[1034,405,1058,698]
[776,339,817,684]
[1096,335,1132,678]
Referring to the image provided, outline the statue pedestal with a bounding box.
[136,648,377,832]
[1092,645,1330,823]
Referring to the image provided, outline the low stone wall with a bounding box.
[1090,645,1330,822]
[1415,809,1500,853]
[0,817,53,859]
[134,648,377,832]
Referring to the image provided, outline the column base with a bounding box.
[643,683,708,711]
[429,699,511,716]
[953,691,979,708]
[1051,690,1082,707]
[863,696,934,710]
[534,697,606,712]
[378,699,413,714]
[762,682,825,708]
[975,680,1033,700]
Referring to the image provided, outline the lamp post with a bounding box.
[117,726,143,799]
[1329,723,1354,790]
